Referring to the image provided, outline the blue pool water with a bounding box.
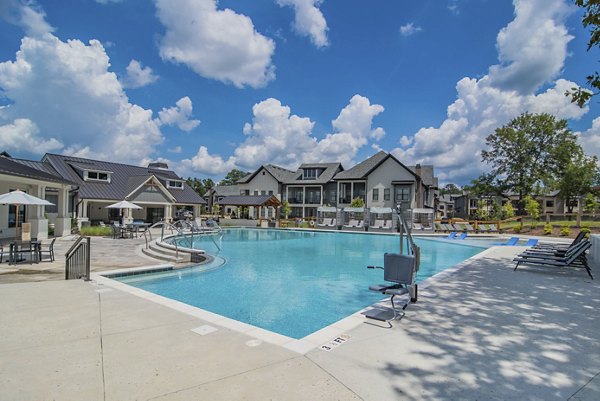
[117,228,486,339]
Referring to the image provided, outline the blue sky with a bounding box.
[0,0,598,185]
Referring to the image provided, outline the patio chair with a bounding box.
[495,237,519,246]
[366,253,418,327]
[513,240,593,279]
[39,238,56,262]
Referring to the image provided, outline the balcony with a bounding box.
[287,197,304,204]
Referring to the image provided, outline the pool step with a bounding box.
[141,240,206,264]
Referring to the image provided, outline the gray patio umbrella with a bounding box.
[105,200,142,223]
[0,189,54,240]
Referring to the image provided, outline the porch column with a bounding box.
[55,186,71,237]
[28,184,48,240]
[164,205,173,223]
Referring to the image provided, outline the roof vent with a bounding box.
[148,162,169,170]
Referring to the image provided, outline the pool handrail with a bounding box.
[395,206,420,303]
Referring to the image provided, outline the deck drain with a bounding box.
[191,325,218,336]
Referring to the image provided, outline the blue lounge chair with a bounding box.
[495,237,519,246]
[455,232,467,240]
[444,231,457,239]
[524,239,538,247]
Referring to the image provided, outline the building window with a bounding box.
[439,204,445,210]
[395,187,410,202]
[384,188,390,201]
[167,180,183,189]
[546,200,554,208]
[469,199,478,208]
[86,171,110,182]
[241,190,250,196]
[268,190,273,195]
[372,188,379,201]
[303,168,319,180]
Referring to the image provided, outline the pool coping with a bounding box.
[92,242,499,355]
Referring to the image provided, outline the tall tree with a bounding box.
[186,177,215,196]
[555,152,600,213]
[481,112,579,214]
[439,183,462,195]
[567,0,599,107]
[220,169,249,186]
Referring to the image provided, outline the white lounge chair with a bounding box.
[327,218,337,227]
[383,220,393,229]
[373,219,385,229]
[317,218,332,227]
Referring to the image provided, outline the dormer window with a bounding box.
[85,170,110,182]
[167,180,184,189]
[303,168,319,180]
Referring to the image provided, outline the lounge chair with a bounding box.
[463,224,475,232]
[317,218,332,227]
[513,241,593,279]
[453,223,465,231]
[533,231,586,251]
[488,224,498,232]
[344,219,358,228]
[477,224,489,232]
[356,220,364,228]
[383,220,393,229]
[366,253,418,327]
[327,218,337,227]
[412,223,423,230]
[373,219,385,229]
[454,232,467,240]
[523,238,538,247]
[495,237,519,246]
[444,231,457,239]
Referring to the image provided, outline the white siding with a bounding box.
[366,157,416,208]
[238,168,281,199]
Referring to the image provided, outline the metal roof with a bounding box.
[43,153,205,204]
[0,156,73,185]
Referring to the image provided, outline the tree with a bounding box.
[503,202,515,219]
[481,112,579,214]
[439,183,462,195]
[220,169,249,186]
[186,177,215,197]
[567,0,600,107]
[476,200,488,220]
[583,193,599,214]
[555,153,600,213]
[281,201,291,219]
[523,195,540,229]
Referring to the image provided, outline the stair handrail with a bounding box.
[65,236,91,280]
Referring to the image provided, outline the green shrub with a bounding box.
[80,226,112,236]
[513,226,521,234]
[543,223,553,235]
[580,223,591,238]
[559,224,570,237]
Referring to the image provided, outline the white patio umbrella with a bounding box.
[105,200,142,223]
[0,189,54,240]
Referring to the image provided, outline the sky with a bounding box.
[0,0,598,186]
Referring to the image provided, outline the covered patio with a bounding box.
[218,195,282,221]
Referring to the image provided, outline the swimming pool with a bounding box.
[117,228,487,339]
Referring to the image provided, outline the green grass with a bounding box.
[80,226,112,236]
[499,219,600,230]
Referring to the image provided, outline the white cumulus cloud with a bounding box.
[0,118,63,154]
[577,117,600,160]
[0,32,165,163]
[0,0,54,37]
[157,96,200,132]
[121,59,158,89]
[180,146,237,176]
[392,0,590,184]
[399,22,422,37]
[276,0,329,48]
[155,0,276,88]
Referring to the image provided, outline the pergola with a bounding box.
[218,195,282,219]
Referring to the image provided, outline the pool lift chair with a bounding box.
[365,206,420,328]
[366,253,418,327]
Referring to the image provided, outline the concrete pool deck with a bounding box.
[0,234,599,400]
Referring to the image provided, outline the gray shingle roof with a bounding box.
[238,164,296,184]
[43,153,205,204]
[333,151,418,181]
[285,163,343,184]
[0,156,73,185]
